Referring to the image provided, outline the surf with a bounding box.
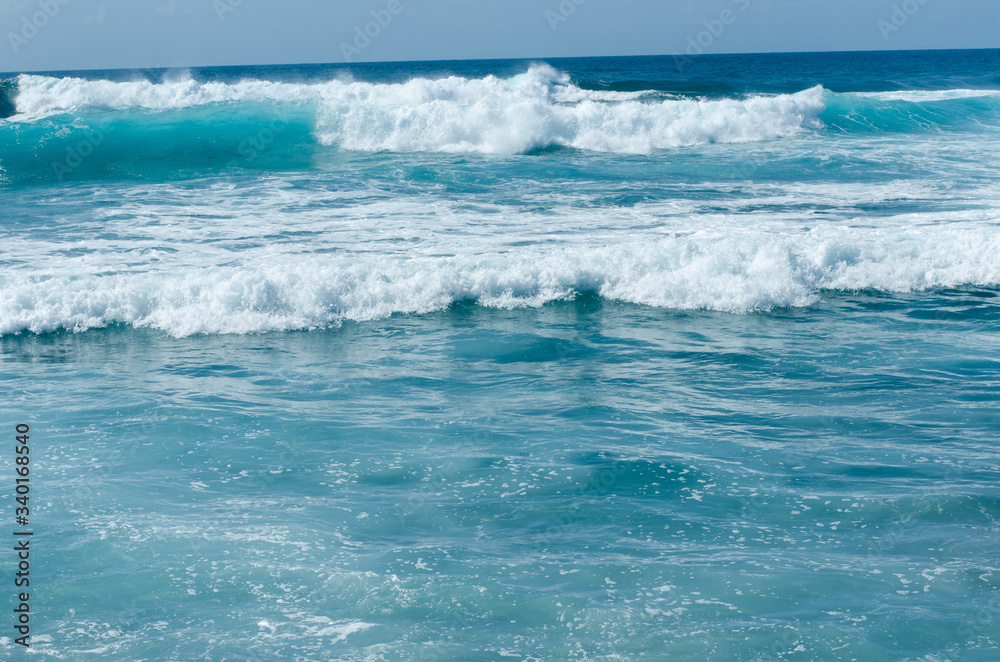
[2,66,999,186]
[4,224,1000,337]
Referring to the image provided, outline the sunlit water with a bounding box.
[2,50,1000,660]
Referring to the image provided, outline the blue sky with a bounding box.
[1,0,998,72]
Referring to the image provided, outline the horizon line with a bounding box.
[2,46,998,78]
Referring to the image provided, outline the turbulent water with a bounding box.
[2,50,1000,660]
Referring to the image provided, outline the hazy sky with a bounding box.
[1,0,998,73]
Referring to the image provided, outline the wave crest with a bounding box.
[4,67,997,164]
[7,66,825,154]
[4,226,999,337]
[313,71,824,154]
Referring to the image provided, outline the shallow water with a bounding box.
[3,293,1000,659]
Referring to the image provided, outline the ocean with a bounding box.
[1,49,1000,660]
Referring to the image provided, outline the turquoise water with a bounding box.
[2,51,1000,660]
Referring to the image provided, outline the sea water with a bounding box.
[1,50,1000,660]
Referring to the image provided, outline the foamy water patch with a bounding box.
[12,73,317,118]
[3,225,999,337]
[850,89,1000,103]
[314,82,826,154]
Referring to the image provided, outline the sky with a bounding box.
[1,0,998,73]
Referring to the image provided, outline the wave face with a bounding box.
[1,66,825,162]
[0,66,1000,165]
[1,65,995,177]
[0,78,16,119]
[1,66,998,185]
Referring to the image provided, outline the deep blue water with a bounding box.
[2,50,1000,660]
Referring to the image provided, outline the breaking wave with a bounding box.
[4,225,1000,336]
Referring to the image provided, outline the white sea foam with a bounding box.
[849,89,1000,103]
[11,66,826,153]
[12,72,317,115]
[312,76,825,154]
[3,225,999,337]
